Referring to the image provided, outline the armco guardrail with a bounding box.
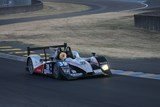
[134,11,160,31]
[0,0,43,15]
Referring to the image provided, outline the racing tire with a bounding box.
[53,63,63,79]
[27,58,34,74]
[105,70,112,77]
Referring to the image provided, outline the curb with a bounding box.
[0,52,26,62]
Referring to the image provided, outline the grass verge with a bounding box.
[0,11,159,59]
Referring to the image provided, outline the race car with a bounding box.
[26,43,112,80]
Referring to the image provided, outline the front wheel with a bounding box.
[104,70,112,77]
[53,64,63,79]
[95,56,112,77]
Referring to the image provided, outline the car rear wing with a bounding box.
[27,43,68,59]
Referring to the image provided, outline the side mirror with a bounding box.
[73,55,76,59]
[92,52,96,56]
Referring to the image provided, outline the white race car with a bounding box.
[26,43,112,80]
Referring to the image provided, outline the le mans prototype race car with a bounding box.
[26,43,112,80]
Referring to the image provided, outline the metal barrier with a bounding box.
[0,0,32,7]
[134,11,160,31]
[0,0,43,15]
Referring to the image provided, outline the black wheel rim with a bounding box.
[53,65,59,78]
[28,59,34,74]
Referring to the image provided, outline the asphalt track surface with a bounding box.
[0,0,160,106]
[0,0,144,25]
[0,58,160,107]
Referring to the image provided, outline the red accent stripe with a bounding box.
[34,65,44,73]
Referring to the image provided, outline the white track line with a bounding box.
[122,1,148,12]
[111,70,160,80]
[138,1,148,9]
[0,52,26,62]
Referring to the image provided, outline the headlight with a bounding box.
[101,64,109,71]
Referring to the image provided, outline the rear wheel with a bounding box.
[27,58,34,74]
